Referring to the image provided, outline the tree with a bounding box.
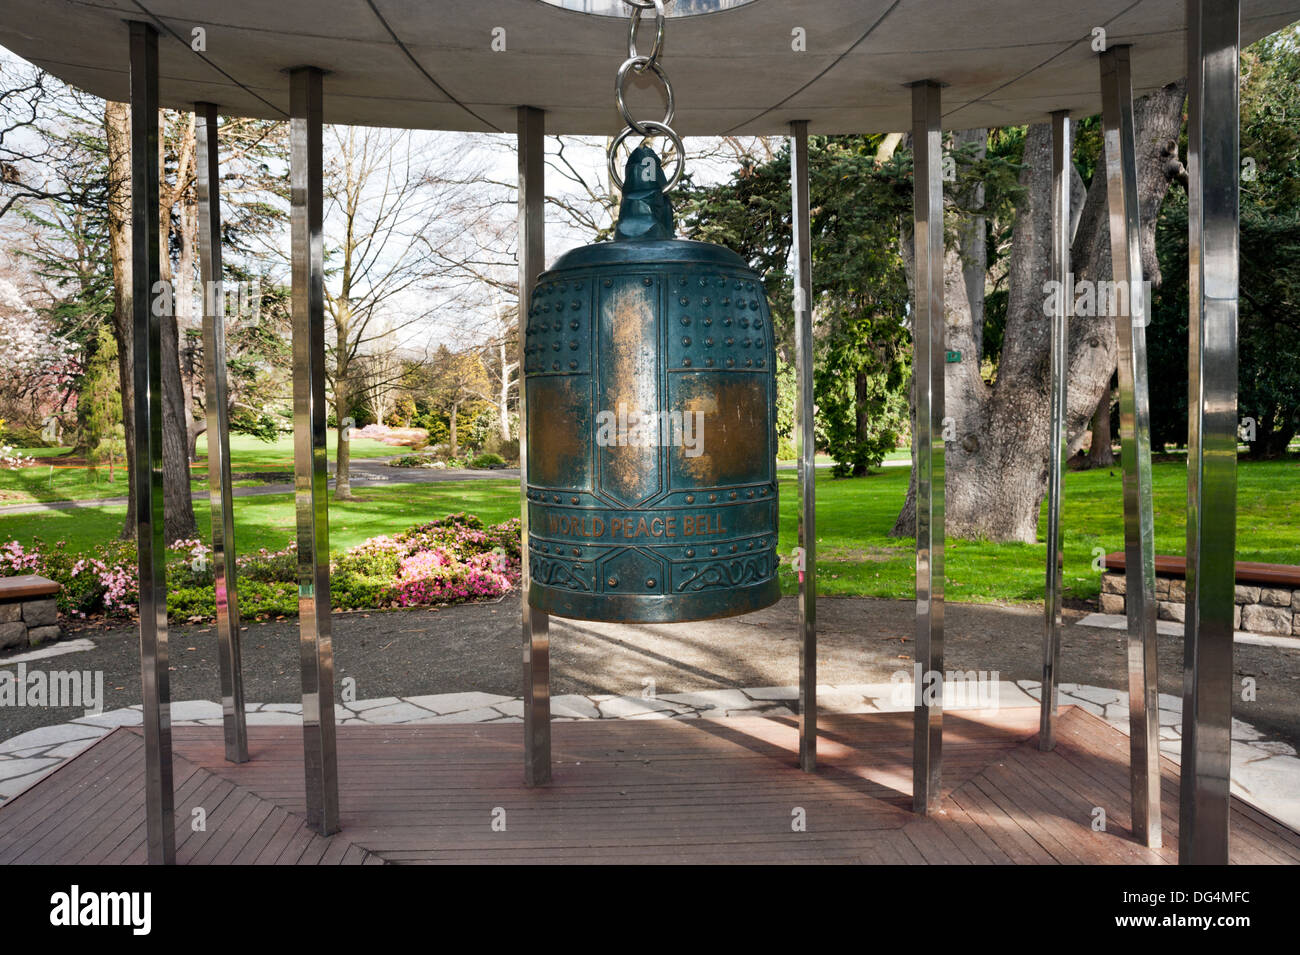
[428,345,489,459]
[322,127,480,497]
[886,83,1187,542]
[1147,26,1300,458]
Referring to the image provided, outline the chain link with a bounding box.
[611,0,682,195]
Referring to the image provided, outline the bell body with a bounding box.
[523,236,780,623]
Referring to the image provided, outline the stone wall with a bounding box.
[0,596,61,651]
[1100,572,1299,637]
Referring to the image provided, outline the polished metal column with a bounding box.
[518,105,551,786]
[790,120,817,773]
[290,66,339,835]
[1040,111,1071,752]
[790,121,818,772]
[911,81,945,814]
[1181,0,1240,866]
[1099,46,1161,848]
[196,102,248,765]
[129,19,174,866]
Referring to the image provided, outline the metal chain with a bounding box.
[610,0,682,194]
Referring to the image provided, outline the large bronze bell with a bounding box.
[523,147,780,623]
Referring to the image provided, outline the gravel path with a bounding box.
[3,595,1297,751]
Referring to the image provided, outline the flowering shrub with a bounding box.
[0,513,521,624]
[237,542,298,583]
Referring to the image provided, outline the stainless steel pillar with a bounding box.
[790,120,817,773]
[129,18,174,866]
[911,81,945,814]
[196,102,248,765]
[1181,0,1240,866]
[290,66,339,835]
[1099,46,1161,849]
[518,105,551,786]
[1040,111,1071,752]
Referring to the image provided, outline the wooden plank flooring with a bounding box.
[0,706,1295,864]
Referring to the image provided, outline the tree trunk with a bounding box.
[891,82,1186,543]
[158,127,198,544]
[334,374,354,500]
[449,403,459,459]
[499,338,515,441]
[1085,385,1116,467]
[105,101,136,540]
[852,369,870,477]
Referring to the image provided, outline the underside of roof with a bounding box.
[2,1,1297,134]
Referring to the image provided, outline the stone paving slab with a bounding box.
[3,681,1297,829]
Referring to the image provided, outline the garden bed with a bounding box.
[0,513,520,626]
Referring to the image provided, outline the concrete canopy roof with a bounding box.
[2,1,1297,135]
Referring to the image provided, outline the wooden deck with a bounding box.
[1,706,1296,864]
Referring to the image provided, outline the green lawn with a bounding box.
[192,430,401,471]
[0,430,401,504]
[0,458,1295,606]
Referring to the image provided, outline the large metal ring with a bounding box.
[620,0,659,8]
[616,56,674,134]
[627,0,666,65]
[607,120,684,195]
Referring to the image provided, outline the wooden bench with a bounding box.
[1101,553,1300,637]
[0,575,61,651]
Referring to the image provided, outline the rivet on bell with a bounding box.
[552,361,560,370]
[745,358,753,366]
[646,578,656,587]
[710,547,718,556]
[682,358,692,367]
[570,320,580,329]
[705,358,715,366]
[569,340,579,350]
[708,493,717,502]
[681,316,691,325]
[572,548,580,556]
[553,495,561,502]
[702,297,711,306]
[571,497,579,504]
[679,296,689,306]
[730,545,738,553]
[569,360,578,369]
[682,336,691,346]
[607,577,619,587]
[685,494,695,503]
[726,358,735,367]
[686,548,695,557]
[643,277,653,286]
[729,491,737,499]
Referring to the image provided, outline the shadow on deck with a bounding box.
[1,706,1295,864]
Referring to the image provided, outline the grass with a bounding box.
[192,431,400,471]
[0,458,1295,606]
[0,430,400,504]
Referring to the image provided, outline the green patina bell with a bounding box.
[523,146,780,623]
